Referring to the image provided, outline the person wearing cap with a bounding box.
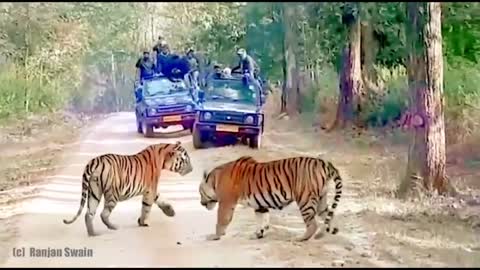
[232,48,262,92]
[231,48,260,79]
[135,50,155,81]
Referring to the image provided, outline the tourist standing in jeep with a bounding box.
[135,50,156,81]
[152,36,170,74]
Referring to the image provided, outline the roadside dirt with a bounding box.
[0,112,100,192]
[1,96,479,267]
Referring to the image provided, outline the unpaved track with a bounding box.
[3,111,478,267]
[1,113,278,267]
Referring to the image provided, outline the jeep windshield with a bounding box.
[205,80,257,104]
[144,78,187,97]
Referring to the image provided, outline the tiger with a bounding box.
[199,155,343,242]
[63,141,193,237]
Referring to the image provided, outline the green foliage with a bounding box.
[1,1,480,142]
[361,66,408,126]
[0,3,151,119]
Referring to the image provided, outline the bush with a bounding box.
[0,65,69,119]
[299,61,480,144]
[360,65,408,127]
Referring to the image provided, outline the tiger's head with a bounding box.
[162,141,193,176]
[199,169,218,210]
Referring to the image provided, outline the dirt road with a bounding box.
[1,110,479,267]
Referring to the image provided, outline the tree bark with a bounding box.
[281,3,300,116]
[361,20,380,93]
[327,3,363,131]
[398,2,453,198]
[23,3,30,113]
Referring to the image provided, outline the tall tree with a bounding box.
[327,2,363,130]
[398,2,454,198]
[281,3,300,115]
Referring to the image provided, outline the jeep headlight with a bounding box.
[186,105,193,112]
[148,108,158,116]
[245,115,255,124]
[203,112,212,120]
[145,100,155,106]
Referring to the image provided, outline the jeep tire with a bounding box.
[249,134,261,149]
[136,119,143,134]
[192,125,206,149]
[182,123,194,133]
[143,122,154,138]
[240,136,248,145]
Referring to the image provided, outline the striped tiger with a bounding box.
[199,155,343,242]
[63,141,193,236]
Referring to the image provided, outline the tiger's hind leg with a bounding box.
[100,195,118,230]
[84,185,103,237]
[252,208,270,239]
[314,193,329,239]
[155,193,175,217]
[138,191,156,227]
[296,198,318,242]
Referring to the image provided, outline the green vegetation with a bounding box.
[1,2,479,142]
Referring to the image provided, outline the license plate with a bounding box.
[163,115,182,122]
[216,124,239,132]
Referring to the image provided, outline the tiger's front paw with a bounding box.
[137,218,149,227]
[253,228,266,239]
[206,234,221,241]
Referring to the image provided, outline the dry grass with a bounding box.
[0,112,99,192]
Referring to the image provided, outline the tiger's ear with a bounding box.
[203,170,208,182]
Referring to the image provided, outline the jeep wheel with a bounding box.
[142,122,154,138]
[182,124,194,133]
[192,125,206,149]
[240,137,248,145]
[249,135,261,149]
[136,120,143,134]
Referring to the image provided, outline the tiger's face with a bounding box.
[199,170,217,210]
[163,142,193,176]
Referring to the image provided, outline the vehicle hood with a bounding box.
[144,92,193,106]
[201,101,259,113]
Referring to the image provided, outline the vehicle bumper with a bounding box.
[144,113,196,126]
[195,122,261,136]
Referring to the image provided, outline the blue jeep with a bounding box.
[134,74,198,138]
[192,75,265,149]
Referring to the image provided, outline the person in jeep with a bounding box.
[231,48,262,91]
[185,48,200,87]
[231,48,260,79]
[152,36,170,74]
[135,51,156,81]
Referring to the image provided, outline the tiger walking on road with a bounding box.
[63,141,193,236]
[199,155,343,242]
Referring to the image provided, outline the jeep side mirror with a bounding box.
[198,90,205,101]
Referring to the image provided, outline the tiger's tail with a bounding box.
[63,167,92,225]
[323,161,343,235]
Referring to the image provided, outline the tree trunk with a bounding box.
[361,20,380,93]
[327,3,363,131]
[281,3,300,116]
[23,3,30,113]
[111,51,118,112]
[398,2,453,198]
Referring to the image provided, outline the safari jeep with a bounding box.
[192,75,265,149]
[135,74,197,138]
